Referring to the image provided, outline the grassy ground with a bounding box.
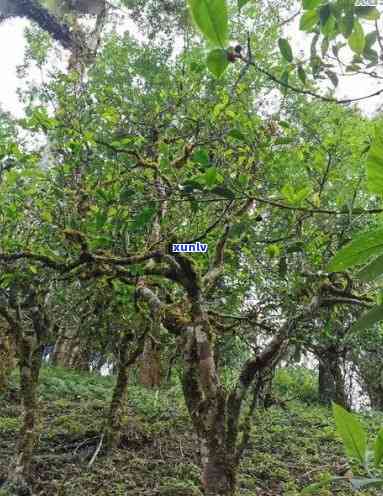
[0,367,382,495]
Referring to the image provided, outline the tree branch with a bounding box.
[13,0,75,49]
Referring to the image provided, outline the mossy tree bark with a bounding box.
[181,317,291,496]
[104,327,147,451]
[138,171,167,390]
[10,337,44,489]
[138,337,163,388]
[0,289,54,494]
[319,359,336,404]
[6,0,107,58]
[367,383,383,411]
[356,351,383,410]
[9,0,74,48]
[318,348,348,409]
[0,327,16,392]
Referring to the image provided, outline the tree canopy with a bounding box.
[1,1,383,495]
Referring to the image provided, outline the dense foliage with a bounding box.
[1,1,383,495]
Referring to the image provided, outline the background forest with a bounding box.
[2,1,383,495]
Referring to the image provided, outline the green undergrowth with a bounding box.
[0,366,382,495]
[274,366,319,404]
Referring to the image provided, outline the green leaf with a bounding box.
[278,38,293,62]
[120,186,135,202]
[349,305,383,333]
[300,10,319,31]
[275,137,294,144]
[374,429,383,467]
[367,142,383,194]
[193,148,209,167]
[311,32,319,58]
[319,5,336,38]
[302,0,321,10]
[41,211,53,223]
[319,3,330,26]
[281,70,289,88]
[325,70,339,87]
[321,15,336,38]
[364,47,378,63]
[188,0,228,47]
[358,254,383,282]
[181,180,203,194]
[297,65,307,85]
[355,6,380,21]
[321,37,329,56]
[210,185,235,199]
[348,21,365,54]
[294,186,311,203]
[286,241,305,253]
[281,184,295,203]
[327,227,383,272]
[301,479,333,494]
[340,11,354,38]
[350,478,383,490]
[266,244,281,257]
[279,120,290,129]
[131,206,156,230]
[238,0,250,9]
[207,48,229,77]
[332,403,367,465]
[281,184,310,204]
[345,63,360,72]
[310,55,322,76]
[203,166,224,187]
[238,174,248,186]
[228,128,247,141]
[365,31,378,48]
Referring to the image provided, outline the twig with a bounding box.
[188,200,234,243]
[87,433,104,468]
[277,10,301,27]
[238,53,383,104]
[73,437,98,456]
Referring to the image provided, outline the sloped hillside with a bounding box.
[0,367,382,496]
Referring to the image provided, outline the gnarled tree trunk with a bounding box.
[319,360,336,405]
[181,315,288,496]
[318,348,348,408]
[105,327,147,451]
[105,333,131,450]
[356,352,383,411]
[200,439,237,496]
[0,290,54,495]
[136,250,323,496]
[0,329,16,392]
[182,345,237,496]
[6,337,44,495]
[138,337,163,388]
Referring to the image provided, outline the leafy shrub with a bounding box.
[0,416,21,433]
[38,366,114,401]
[304,404,383,493]
[274,366,318,403]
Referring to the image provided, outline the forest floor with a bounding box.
[0,367,382,496]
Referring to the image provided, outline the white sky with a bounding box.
[0,19,31,117]
[286,15,383,115]
[0,14,382,118]
[0,15,145,118]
